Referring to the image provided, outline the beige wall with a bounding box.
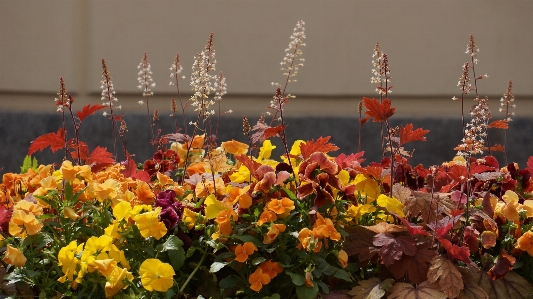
[1,0,532,116]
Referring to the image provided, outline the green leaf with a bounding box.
[282,186,297,200]
[219,275,242,289]
[263,294,281,299]
[214,251,235,262]
[252,257,267,266]
[210,262,228,273]
[286,271,305,286]
[233,234,262,247]
[296,283,319,299]
[160,235,184,252]
[317,280,330,294]
[20,155,38,174]
[168,248,185,271]
[22,234,53,250]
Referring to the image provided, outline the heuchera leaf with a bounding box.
[348,277,394,299]
[427,255,464,299]
[463,268,533,299]
[334,152,365,169]
[76,104,108,122]
[389,243,437,285]
[28,128,65,155]
[399,124,429,146]
[121,153,150,183]
[388,281,446,299]
[437,237,472,264]
[373,233,416,267]
[487,119,509,129]
[299,136,339,159]
[263,124,287,140]
[343,226,379,262]
[88,146,115,172]
[526,156,533,177]
[363,97,395,122]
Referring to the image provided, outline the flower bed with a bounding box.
[1,20,533,299]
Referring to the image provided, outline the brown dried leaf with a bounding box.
[343,226,379,262]
[403,191,439,223]
[373,233,417,267]
[348,277,394,299]
[365,222,406,234]
[389,243,437,285]
[462,268,533,299]
[457,267,489,299]
[427,255,464,299]
[387,281,446,299]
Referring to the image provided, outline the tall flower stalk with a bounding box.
[170,53,187,134]
[100,59,120,157]
[500,80,515,165]
[137,52,156,149]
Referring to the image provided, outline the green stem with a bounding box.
[178,246,208,295]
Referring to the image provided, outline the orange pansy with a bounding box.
[248,268,271,292]
[257,210,277,226]
[3,245,26,267]
[258,260,284,279]
[517,231,533,256]
[234,242,258,263]
[221,140,249,156]
[337,250,348,268]
[313,213,341,241]
[267,197,295,215]
[263,223,286,244]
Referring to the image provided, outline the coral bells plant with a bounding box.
[1,21,533,299]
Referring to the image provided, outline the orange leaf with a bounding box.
[76,104,108,122]
[264,124,287,139]
[299,136,339,159]
[399,124,429,146]
[363,97,395,122]
[488,119,509,129]
[489,144,505,152]
[28,128,65,155]
[438,237,472,264]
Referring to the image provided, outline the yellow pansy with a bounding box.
[182,208,201,230]
[377,194,405,217]
[132,207,167,240]
[229,165,251,183]
[57,241,83,283]
[354,174,380,203]
[105,266,133,298]
[204,194,230,220]
[139,259,175,292]
[258,140,276,161]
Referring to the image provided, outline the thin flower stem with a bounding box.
[178,246,208,295]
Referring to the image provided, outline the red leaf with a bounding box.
[335,152,365,169]
[488,119,509,129]
[234,154,262,180]
[448,164,468,183]
[399,124,429,146]
[76,104,108,122]
[28,128,65,155]
[398,217,430,236]
[438,237,472,264]
[300,136,340,159]
[88,146,115,172]
[121,153,150,183]
[359,116,370,126]
[363,97,395,122]
[527,156,533,177]
[69,141,89,162]
[435,223,453,238]
[264,124,287,140]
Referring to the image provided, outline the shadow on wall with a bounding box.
[1,112,531,174]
